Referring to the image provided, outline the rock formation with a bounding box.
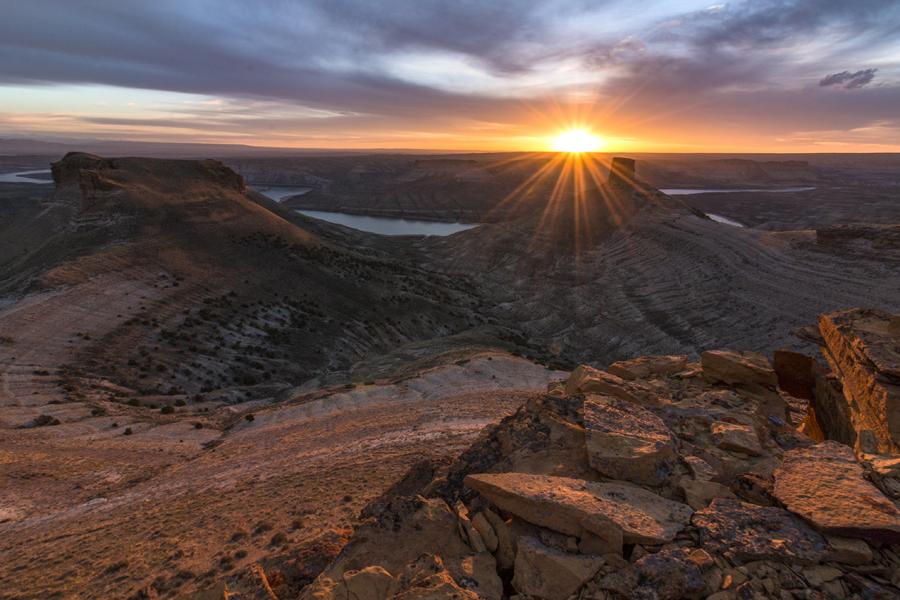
[286,308,900,600]
[815,308,900,454]
[3,152,900,599]
[607,156,636,189]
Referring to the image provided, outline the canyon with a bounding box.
[0,151,897,599]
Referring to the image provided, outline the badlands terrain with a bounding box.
[0,150,898,599]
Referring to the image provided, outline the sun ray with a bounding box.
[484,153,566,220]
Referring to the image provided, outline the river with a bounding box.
[661,187,815,195]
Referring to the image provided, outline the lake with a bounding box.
[0,169,52,184]
[661,187,815,195]
[257,185,479,235]
[297,210,478,236]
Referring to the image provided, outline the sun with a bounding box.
[550,129,605,153]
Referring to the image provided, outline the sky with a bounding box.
[1,0,899,152]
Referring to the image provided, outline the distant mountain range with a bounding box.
[0,137,456,158]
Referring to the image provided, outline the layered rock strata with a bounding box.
[288,315,900,600]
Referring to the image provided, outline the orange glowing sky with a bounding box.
[2,1,899,152]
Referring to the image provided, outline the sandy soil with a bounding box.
[0,354,562,599]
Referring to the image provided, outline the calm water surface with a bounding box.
[297,210,478,236]
[661,187,815,195]
[0,169,52,184]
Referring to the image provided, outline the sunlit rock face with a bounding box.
[294,314,900,600]
[816,308,900,454]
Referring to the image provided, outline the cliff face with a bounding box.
[217,309,900,600]
[51,151,246,192]
[816,308,900,454]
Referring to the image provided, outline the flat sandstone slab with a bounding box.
[701,349,777,388]
[583,394,676,485]
[774,441,900,544]
[464,472,692,545]
[606,355,689,381]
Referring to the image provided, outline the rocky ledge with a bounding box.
[236,309,900,600]
[815,308,900,455]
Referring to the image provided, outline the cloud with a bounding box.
[819,69,878,89]
[0,0,898,149]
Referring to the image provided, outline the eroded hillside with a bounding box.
[1,153,899,599]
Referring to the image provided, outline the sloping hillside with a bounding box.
[0,153,490,427]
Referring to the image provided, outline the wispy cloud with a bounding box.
[819,69,878,89]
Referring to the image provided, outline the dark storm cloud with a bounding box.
[0,0,554,114]
[819,69,878,89]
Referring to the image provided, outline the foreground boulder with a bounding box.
[774,441,900,543]
[464,473,693,545]
[583,394,676,486]
[817,308,900,454]
[564,365,637,402]
[606,354,689,381]
[693,498,830,565]
[511,536,604,600]
[710,421,762,456]
[394,555,480,600]
[629,547,706,600]
[701,349,778,388]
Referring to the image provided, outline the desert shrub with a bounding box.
[33,414,60,427]
[160,405,174,414]
[123,427,133,435]
[229,531,247,543]
[252,521,272,535]
[104,561,128,574]
[245,413,255,422]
